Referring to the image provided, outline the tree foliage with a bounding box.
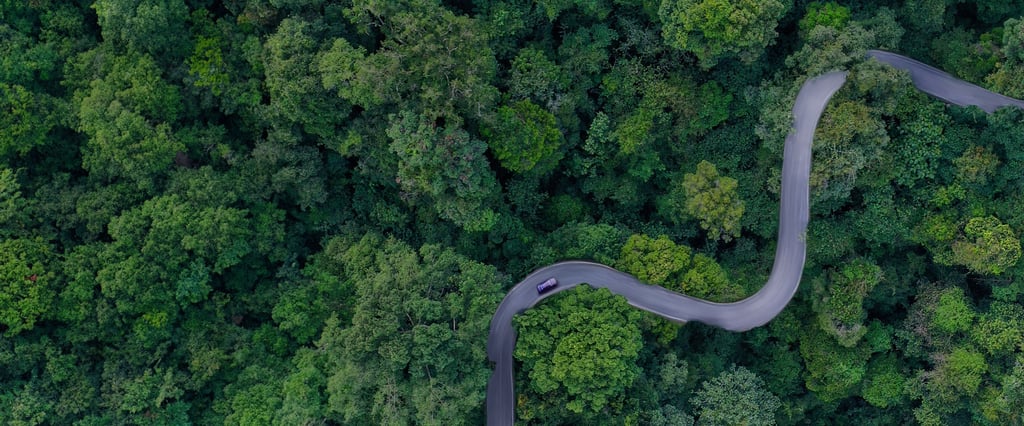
[678,160,745,242]
[949,216,1022,275]
[515,286,643,417]
[319,233,503,424]
[691,365,781,426]
[482,99,564,174]
[659,0,788,67]
[2,1,1024,424]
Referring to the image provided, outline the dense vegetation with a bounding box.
[2,0,1024,424]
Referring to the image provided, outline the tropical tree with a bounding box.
[659,0,788,67]
[0,238,56,334]
[515,286,643,418]
[677,160,745,242]
[482,99,564,174]
[949,216,1021,275]
[319,233,504,425]
[690,365,782,426]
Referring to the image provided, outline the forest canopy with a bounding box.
[2,0,1024,425]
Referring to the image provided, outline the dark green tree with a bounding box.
[319,233,504,425]
[92,0,189,59]
[387,110,500,231]
[482,99,564,174]
[74,51,183,190]
[0,238,56,335]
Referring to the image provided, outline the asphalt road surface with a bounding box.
[867,50,1024,113]
[485,51,1024,425]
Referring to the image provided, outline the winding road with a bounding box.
[485,50,1024,425]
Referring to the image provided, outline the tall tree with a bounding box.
[0,238,56,335]
[92,0,189,59]
[812,258,883,347]
[515,286,643,419]
[264,18,350,139]
[387,110,500,231]
[690,365,782,426]
[319,233,504,425]
[675,160,745,242]
[0,83,60,158]
[74,51,184,190]
[319,0,498,121]
[949,216,1021,275]
[616,233,742,301]
[481,99,564,174]
[659,0,788,68]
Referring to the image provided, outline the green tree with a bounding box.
[320,0,498,121]
[616,233,742,301]
[813,258,883,347]
[264,18,350,139]
[529,223,629,269]
[0,20,60,87]
[320,233,504,425]
[986,18,1024,98]
[0,238,56,335]
[507,47,567,106]
[535,0,613,21]
[936,347,988,397]
[75,52,183,189]
[861,355,907,408]
[515,286,643,417]
[617,233,692,286]
[930,287,974,335]
[798,1,851,34]
[949,216,1021,275]
[808,100,889,206]
[0,83,59,157]
[799,325,872,401]
[900,0,950,34]
[659,0,788,68]
[690,365,781,426]
[972,302,1024,357]
[92,0,189,59]
[187,35,229,96]
[674,160,745,242]
[387,110,500,231]
[0,168,27,236]
[482,99,564,174]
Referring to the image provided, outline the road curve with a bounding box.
[867,50,1024,113]
[486,51,1024,425]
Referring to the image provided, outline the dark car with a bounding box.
[536,278,558,294]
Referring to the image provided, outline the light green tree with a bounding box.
[930,287,974,334]
[677,160,745,242]
[690,366,781,426]
[949,216,1021,275]
[616,233,742,301]
[515,286,643,416]
[659,0,788,68]
[798,1,851,34]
